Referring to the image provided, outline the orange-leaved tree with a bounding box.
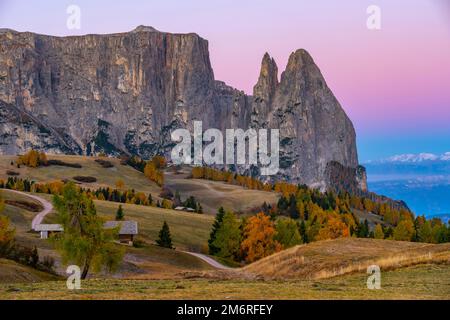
[17,150,48,168]
[0,198,16,256]
[144,162,164,186]
[241,212,282,263]
[315,216,350,241]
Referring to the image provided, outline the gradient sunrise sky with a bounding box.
[1,0,449,162]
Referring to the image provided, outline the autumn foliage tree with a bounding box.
[0,203,16,257]
[17,150,48,168]
[52,182,125,279]
[115,179,125,190]
[315,217,350,241]
[241,213,282,263]
[144,162,164,186]
[374,224,384,239]
[393,220,415,241]
[151,155,167,169]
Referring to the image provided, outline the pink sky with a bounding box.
[0,0,449,160]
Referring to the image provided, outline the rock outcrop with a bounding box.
[0,26,365,191]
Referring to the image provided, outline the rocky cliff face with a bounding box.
[0,26,365,191]
[251,50,360,189]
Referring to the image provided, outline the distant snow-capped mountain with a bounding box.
[366,152,450,164]
[363,152,450,177]
[364,152,450,217]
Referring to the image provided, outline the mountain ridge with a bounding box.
[0,26,365,192]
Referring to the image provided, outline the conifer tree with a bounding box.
[156,221,173,249]
[212,212,242,260]
[358,219,370,238]
[299,220,308,243]
[208,207,225,255]
[115,205,124,221]
[148,193,153,205]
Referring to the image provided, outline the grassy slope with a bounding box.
[165,168,279,214]
[1,155,279,215]
[0,190,55,250]
[0,264,448,299]
[1,190,214,280]
[94,200,215,251]
[243,238,450,280]
[1,156,449,299]
[39,195,215,252]
[0,259,60,284]
[0,155,161,196]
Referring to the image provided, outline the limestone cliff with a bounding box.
[0,26,365,191]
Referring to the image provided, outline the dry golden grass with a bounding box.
[243,238,450,280]
[0,154,162,196]
[165,168,279,214]
[1,264,449,300]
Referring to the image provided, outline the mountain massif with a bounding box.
[0,26,366,191]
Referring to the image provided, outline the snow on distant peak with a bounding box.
[441,152,450,161]
[383,152,450,163]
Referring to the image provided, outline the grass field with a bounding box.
[38,195,215,252]
[0,264,448,299]
[1,155,279,215]
[94,200,215,251]
[165,168,279,214]
[243,238,450,280]
[0,155,161,196]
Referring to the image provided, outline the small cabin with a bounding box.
[35,224,64,239]
[104,221,139,245]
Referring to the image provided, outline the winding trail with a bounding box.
[3,190,54,230]
[183,251,231,270]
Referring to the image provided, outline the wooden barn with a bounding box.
[104,221,139,245]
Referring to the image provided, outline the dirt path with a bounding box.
[4,190,54,230]
[183,251,231,270]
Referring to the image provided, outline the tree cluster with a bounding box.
[17,150,48,168]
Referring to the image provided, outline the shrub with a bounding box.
[41,256,55,271]
[8,245,35,266]
[73,176,97,183]
[95,159,114,168]
[132,239,146,248]
[6,170,20,176]
[47,160,82,168]
[159,187,174,200]
[5,200,43,213]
